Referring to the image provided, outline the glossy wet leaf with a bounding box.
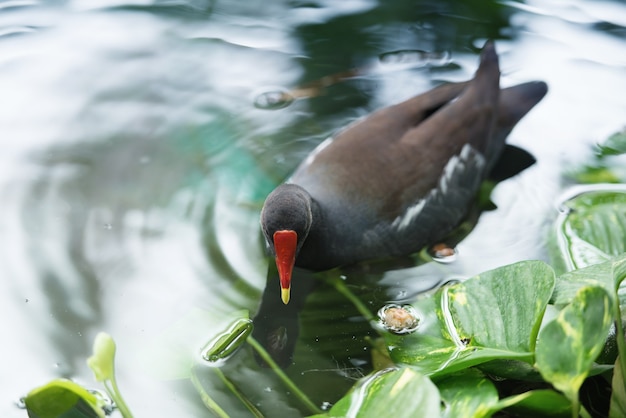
[24,379,104,418]
[552,254,626,327]
[447,260,554,352]
[535,286,613,403]
[554,190,626,271]
[326,368,440,418]
[437,370,498,418]
[386,261,554,377]
[496,389,572,417]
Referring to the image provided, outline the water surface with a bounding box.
[1,0,626,416]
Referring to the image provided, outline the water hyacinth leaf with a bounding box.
[327,368,440,418]
[446,260,555,353]
[552,259,614,307]
[552,254,626,332]
[495,389,571,417]
[437,370,498,418]
[535,286,613,403]
[613,255,626,289]
[554,189,626,271]
[386,261,554,378]
[24,379,105,418]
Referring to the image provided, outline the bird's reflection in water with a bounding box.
[252,266,318,368]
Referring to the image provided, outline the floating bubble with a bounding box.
[428,243,457,263]
[253,88,295,110]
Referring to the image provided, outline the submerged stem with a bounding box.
[330,277,376,322]
[247,336,323,415]
[211,368,264,418]
[105,378,133,418]
[189,371,230,418]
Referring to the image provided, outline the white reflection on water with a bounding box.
[1,0,626,416]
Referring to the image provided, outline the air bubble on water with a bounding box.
[14,397,26,409]
[429,244,457,264]
[321,401,332,411]
[253,88,294,110]
[264,387,272,393]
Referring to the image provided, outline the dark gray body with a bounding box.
[261,42,548,272]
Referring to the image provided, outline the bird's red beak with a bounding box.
[273,230,297,304]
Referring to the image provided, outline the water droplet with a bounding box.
[378,304,420,334]
[321,401,332,411]
[264,387,272,393]
[429,243,457,263]
[24,298,29,303]
[53,362,60,369]
[339,275,347,281]
[103,223,113,230]
[14,397,26,409]
[253,89,294,110]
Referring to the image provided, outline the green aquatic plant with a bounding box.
[86,333,133,418]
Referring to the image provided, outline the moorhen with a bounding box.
[261,41,547,304]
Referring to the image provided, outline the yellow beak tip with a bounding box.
[281,288,291,305]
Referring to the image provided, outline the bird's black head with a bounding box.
[260,183,313,254]
[260,183,313,304]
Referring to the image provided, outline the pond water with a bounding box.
[1,0,626,416]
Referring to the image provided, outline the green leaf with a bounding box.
[535,286,613,403]
[327,368,440,418]
[24,379,105,418]
[386,261,554,378]
[598,130,626,157]
[554,189,626,271]
[495,389,572,417]
[437,370,498,418]
[447,260,554,352]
